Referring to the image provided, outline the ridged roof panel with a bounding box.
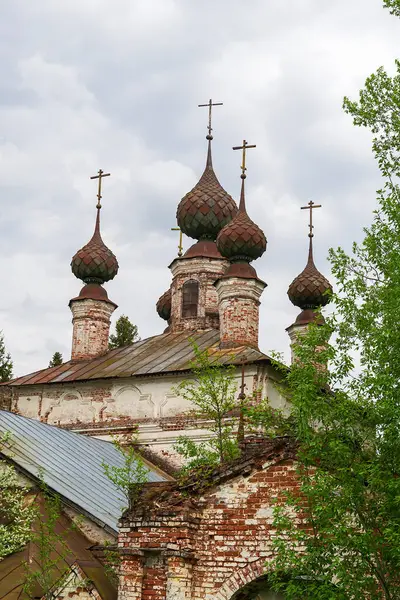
[0,411,168,532]
[6,330,271,386]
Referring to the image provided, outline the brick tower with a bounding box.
[69,170,118,361]
[157,100,238,333]
[286,201,332,362]
[215,140,267,349]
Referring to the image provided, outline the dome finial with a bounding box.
[301,199,322,267]
[176,100,237,242]
[287,200,332,311]
[198,98,223,168]
[217,139,267,265]
[233,139,257,181]
[71,169,119,285]
[232,139,256,215]
[198,98,223,141]
[90,169,110,210]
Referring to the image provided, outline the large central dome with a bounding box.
[176,138,237,241]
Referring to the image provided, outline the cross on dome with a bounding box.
[198,99,223,139]
[232,139,256,179]
[90,169,111,210]
[300,200,322,238]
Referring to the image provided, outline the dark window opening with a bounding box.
[182,280,199,318]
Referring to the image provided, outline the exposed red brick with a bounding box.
[70,298,116,361]
[117,439,301,599]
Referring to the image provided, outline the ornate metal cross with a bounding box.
[232,140,256,177]
[171,227,183,257]
[90,169,111,209]
[198,99,223,137]
[301,200,322,238]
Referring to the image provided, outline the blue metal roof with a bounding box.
[0,410,168,533]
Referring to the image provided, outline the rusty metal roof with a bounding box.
[7,329,271,387]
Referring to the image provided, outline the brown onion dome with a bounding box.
[176,137,237,241]
[156,288,171,321]
[288,238,332,309]
[71,208,119,285]
[217,176,266,263]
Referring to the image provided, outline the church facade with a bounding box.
[1,106,332,599]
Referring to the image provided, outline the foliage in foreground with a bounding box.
[268,8,400,598]
[0,434,34,560]
[173,342,240,471]
[23,482,71,599]
[102,435,148,510]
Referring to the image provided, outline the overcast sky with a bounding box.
[0,0,398,376]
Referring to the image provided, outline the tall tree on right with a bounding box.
[268,4,400,599]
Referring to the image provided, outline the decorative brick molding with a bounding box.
[214,559,267,600]
[215,277,266,349]
[69,298,116,361]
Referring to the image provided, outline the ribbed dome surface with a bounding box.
[288,240,332,309]
[217,178,266,262]
[156,288,172,321]
[176,140,237,241]
[71,211,119,285]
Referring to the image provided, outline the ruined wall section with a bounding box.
[118,456,300,600]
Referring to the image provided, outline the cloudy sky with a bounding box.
[0,0,398,375]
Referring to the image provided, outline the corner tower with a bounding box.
[286,201,332,362]
[166,100,237,333]
[215,140,267,349]
[69,170,118,361]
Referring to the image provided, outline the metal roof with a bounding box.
[7,329,271,387]
[0,410,168,533]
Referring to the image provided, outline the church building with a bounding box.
[1,102,333,599]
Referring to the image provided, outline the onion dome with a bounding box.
[176,137,237,241]
[156,288,171,321]
[71,206,119,285]
[217,176,266,263]
[288,237,332,309]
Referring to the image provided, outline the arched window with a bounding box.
[182,279,199,318]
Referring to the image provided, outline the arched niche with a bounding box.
[230,575,284,600]
[182,279,199,318]
[104,385,154,419]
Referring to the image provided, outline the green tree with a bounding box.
[268,6,400,598]
[23,482,71,599]
[108,315,140,349]
[0,331,13,382]
[174,342,240,470]
[48,351,63,368]
[0,433,35,560]
[102,435,148,510]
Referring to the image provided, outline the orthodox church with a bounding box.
[0,102,332,599]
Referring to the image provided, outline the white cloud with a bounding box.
[0,0,398,372]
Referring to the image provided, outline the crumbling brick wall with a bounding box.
[118,439,300,600]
